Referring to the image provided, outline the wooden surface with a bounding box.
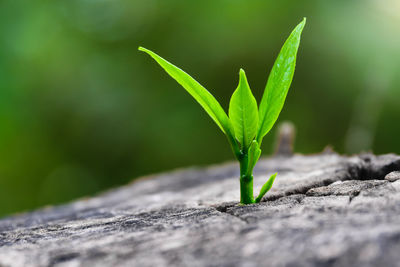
[0,152,400,267]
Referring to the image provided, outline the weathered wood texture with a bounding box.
[1,153,400,267]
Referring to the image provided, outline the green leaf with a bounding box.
[228,69,258,149]
[138,47,236,140]
[256,18,306,144]
[247,140,261,176]
[255,173,277,203]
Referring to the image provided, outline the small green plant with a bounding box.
[139,18,306,204]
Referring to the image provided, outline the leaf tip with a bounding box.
[238,68,248,83]
[138,46,147,52]
[239,68,246,79]
[297,18,306,31]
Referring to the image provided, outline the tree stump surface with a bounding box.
[1,153,400,267]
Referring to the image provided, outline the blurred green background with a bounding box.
[0,0,399,217]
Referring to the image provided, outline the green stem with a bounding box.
[239,152,254,204]
[226,134,255,204]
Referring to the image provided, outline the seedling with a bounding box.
[139,18,305,204]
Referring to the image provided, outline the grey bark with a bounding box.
[1,152,400,267]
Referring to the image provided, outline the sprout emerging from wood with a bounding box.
[139,18,306,204]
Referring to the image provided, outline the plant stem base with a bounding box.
[240,176,254,204]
